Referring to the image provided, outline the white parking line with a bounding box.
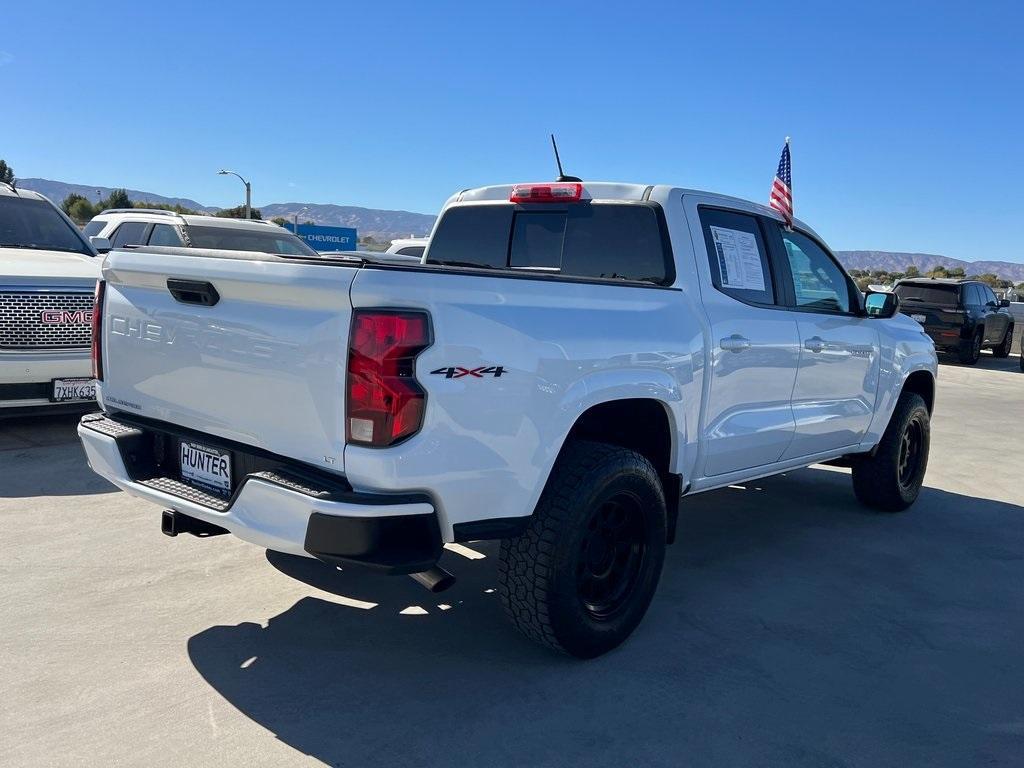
[444,543,486,560]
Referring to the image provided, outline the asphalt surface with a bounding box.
[2,355,1022,767]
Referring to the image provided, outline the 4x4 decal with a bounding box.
[430,366,506,379]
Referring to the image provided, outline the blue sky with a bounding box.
[3,1,1023,261]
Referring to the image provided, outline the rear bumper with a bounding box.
[78,413,442,573]
[922,327,966,350]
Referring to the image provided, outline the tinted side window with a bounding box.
[964,284,980,307]
[110,222,148,247]
[699,208,775,305]
[426,205,513,269]
[185,225,318,256]
[778,229,851,313]
[395,246,425,258]
[148,224,183,246]
[982,285,997,306]
[82,220,106,237]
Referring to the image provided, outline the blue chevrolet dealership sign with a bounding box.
[284,223,357,251]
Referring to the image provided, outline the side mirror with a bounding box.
[999,298,1011,308]
[89,236,112,254]
[865,291,899,319]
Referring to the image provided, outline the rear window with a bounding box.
[894,283,960,306]
[426,202,670,284]
[185,224,319,257]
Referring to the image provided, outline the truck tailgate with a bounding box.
[99,249,358,472]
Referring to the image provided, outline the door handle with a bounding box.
[804,336,826,353]
[719,334,751,353]
[167,278,220,307]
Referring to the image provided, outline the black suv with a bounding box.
[893,278,1014,365]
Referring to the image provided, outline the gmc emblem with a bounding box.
[41,309,93,325]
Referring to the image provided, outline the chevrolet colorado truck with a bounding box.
[79,181,938,657]
[1,184,101,413]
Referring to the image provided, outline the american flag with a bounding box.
[769,139,793,227]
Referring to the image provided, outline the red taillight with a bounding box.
[346,310,431,447]
[509,182,583,203]
[91,280,105,381]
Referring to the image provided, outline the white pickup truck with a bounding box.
[79,181,938,657]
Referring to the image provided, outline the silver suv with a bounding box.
[83,209,320,257]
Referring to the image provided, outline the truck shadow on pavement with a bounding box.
[187,467,1024,767]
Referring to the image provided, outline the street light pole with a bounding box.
[293,206,309,234]
[217,169,252,219]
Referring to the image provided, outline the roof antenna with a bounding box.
[551,134,582,182]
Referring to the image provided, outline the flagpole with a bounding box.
[785,136,792,230]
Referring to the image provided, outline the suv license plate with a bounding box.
[910,314,927,323]
[180,442,232,495]
[51,377,96,402]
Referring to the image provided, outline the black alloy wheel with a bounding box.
[576,492,646,620]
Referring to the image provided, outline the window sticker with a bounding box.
[709,226,766,292]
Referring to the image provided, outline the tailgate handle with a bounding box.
[167,279,220,307]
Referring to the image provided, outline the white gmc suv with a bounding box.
[79,181,938,657]
[1,184,101,413]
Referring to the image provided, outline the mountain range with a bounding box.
[833,251,1024,283]
[17,178,435,240]
[14,178,1023,280]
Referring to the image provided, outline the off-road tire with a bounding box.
[851,392,930,511]
[992,324,1014,358]
[497,441,666,658]
[957,329,983,365]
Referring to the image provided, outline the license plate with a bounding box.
[179,441,232,495]
[51,377,96,402]
[911,314,927,323]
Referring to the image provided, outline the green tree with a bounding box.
[1017,282,1024,290]
[99,188,132,210]
[270,217,288,226]
[947,266,965,278]
[905,265,920,278]
[69,199,97,222]
[61,193,90,217]
[216,205,262,220]
[0,159,14,184]
[926,265,949,279]
[62,194,99,223]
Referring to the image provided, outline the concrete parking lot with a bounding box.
[1,356,1022,768]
